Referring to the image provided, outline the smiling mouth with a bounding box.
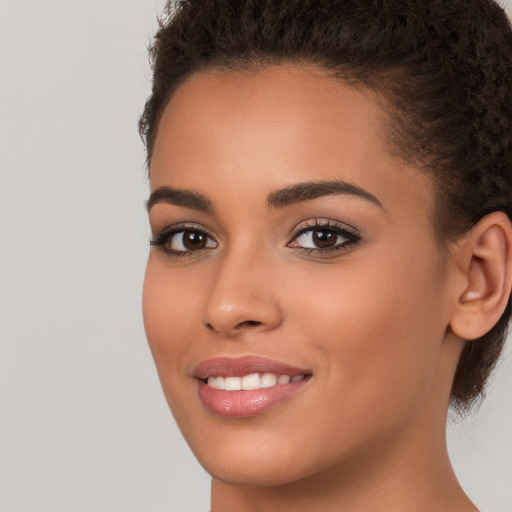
[194,356,313,417]
[203,373,307,390]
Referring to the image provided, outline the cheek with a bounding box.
[142,256,201,382]
[287,244,448,415]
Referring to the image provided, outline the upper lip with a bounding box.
[194,356,312,379]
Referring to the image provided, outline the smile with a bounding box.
[206,373,306,390]
[195,357,312,417]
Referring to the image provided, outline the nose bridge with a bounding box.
[202,243,282,335]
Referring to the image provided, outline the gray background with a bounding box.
[0,1,511,511]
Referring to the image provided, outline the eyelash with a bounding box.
[150,223,217,258]
[149,220,361,258]
[288,219,361,256]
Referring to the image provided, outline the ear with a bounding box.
[449,212,512,340]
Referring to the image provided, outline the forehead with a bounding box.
[153,64,388,179]
[150,64,434,224]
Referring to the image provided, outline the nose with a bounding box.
[201,253,283,337]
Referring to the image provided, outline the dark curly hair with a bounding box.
[139,0,512,410]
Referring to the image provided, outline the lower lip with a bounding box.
[197,377,310,418]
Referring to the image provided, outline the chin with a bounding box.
[201,453,313,488]
[181,420,317,487]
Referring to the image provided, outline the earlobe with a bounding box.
[450,212,512,341]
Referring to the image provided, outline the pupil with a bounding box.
[184,231,206,250]
[313,229,336,248]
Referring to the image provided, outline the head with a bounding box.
[141,0,512,409]
[140,0,512,491]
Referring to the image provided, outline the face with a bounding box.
[143,65,459,487]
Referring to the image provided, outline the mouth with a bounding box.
[194,356,312,418]
[204,372,307,390]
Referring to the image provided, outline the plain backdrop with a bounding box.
[0,1,511,511]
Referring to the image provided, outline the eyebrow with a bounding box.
[267,180,383,209]
[146,179,383,213]
[146,186,214,213]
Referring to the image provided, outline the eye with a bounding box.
[169,230,215,251]
[288,220,360,254]
[150,224,218,256]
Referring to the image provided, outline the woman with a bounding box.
[140,1,512,510]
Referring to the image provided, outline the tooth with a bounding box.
[291,375,305,382]
[261,373,277,388]
[224,376,242,391]
[215,376,225,390]
[277,375,291,385]
[207,376,216,388]
[241,373,261,390]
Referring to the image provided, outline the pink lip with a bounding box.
[194,356,312,418]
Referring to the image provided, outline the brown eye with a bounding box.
[168,229,217,252]
[180,231,207,250]
[292,227,347,250]
[312,229,338,248]
[287,221,361,255]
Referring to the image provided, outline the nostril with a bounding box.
[204,319,263,335]
[235,320,262,329]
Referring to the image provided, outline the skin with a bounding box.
[142,64,497,511]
